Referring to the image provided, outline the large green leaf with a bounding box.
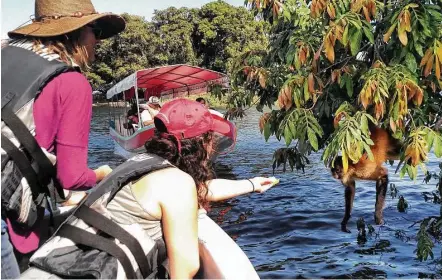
[342,24,349,46]
[362,25,374,44]
[264,122,271,142]
[284,125,292,146]
[405,52,418,73]
[307,127,318,151]
[350,29,362,56]
[435,134,442,157]
[414,43,424,56]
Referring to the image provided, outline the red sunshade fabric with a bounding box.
[136,65,227,93]
[106,64,228,100]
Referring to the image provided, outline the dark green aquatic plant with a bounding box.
[390,183,399,199]
[357,217,367,244]
[415,163,442,261]
[397,195,409,212]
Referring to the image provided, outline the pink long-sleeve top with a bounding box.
[7,71,97,254]
[34,71,97,189]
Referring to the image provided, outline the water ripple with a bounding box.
[89,107,442,278]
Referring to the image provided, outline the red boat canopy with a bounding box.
[106,64,228,100]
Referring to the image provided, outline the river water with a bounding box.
[90,106,441,279]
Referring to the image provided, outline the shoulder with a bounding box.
[47,71,90,89]
[37,72,90,105]
[143,167,196,201]
[150,167,195,190]
[59,72,92,104]
[44,71,91,97]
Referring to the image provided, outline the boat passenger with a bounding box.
[1,0,125,278]
[23,99,278,279]
[142,99,277,277]
[140,96,161,126]
[196,97,209,108]
[123,109,139,133]
[196,97,226,120]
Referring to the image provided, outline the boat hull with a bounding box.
[109,125,155,153]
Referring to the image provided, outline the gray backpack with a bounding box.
[30,154,173,279]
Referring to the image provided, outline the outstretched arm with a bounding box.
[206,177,279,202]
[142,120,155,126]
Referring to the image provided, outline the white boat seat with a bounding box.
[20,267,61,279]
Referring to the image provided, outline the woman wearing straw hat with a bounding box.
[1,0,125,278]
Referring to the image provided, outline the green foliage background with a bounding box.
[86,1,269,89]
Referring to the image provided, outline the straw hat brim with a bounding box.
[8,13,125,40]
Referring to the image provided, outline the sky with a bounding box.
[1,0,245,39]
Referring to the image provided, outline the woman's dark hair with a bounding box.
[144,120,214,208]
[196,97,206,104]
[30,27,90,70]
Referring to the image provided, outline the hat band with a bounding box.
[34,11,98,21]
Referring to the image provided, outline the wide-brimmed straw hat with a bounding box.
[8,0,125,39]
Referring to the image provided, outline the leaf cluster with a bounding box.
[229,0,442,177]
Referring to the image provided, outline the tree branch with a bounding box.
[319,43,372,74]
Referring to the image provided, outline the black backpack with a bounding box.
[1,46,72,230]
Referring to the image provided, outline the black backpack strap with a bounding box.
[1,134,43,203]
[74,205,152,278]
[57,224,137,279]
[1,106,65,207]
[154,238,169,279]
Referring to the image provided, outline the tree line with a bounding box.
[86,0,269,89]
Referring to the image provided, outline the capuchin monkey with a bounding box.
[330,126,401,233]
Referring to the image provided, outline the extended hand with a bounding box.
[94,165,113,182]
[62,191,87,206]
[250,177,280,193]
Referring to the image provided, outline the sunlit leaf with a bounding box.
[383,24,396,42]
[435,135,442,157]
[362,25,374,44]
[405,52,417,73]
[350,29,362,56]
[307,127,318,151]
[284,125,292,146]
[342,150,349,173]
[264,122,271,142]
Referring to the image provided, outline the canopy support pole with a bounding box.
[135,74,142,128]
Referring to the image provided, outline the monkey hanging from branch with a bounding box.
[330,125,401,233]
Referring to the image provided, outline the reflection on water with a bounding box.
[90,106,442,278]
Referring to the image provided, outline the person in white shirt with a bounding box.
[140,96,161,126]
